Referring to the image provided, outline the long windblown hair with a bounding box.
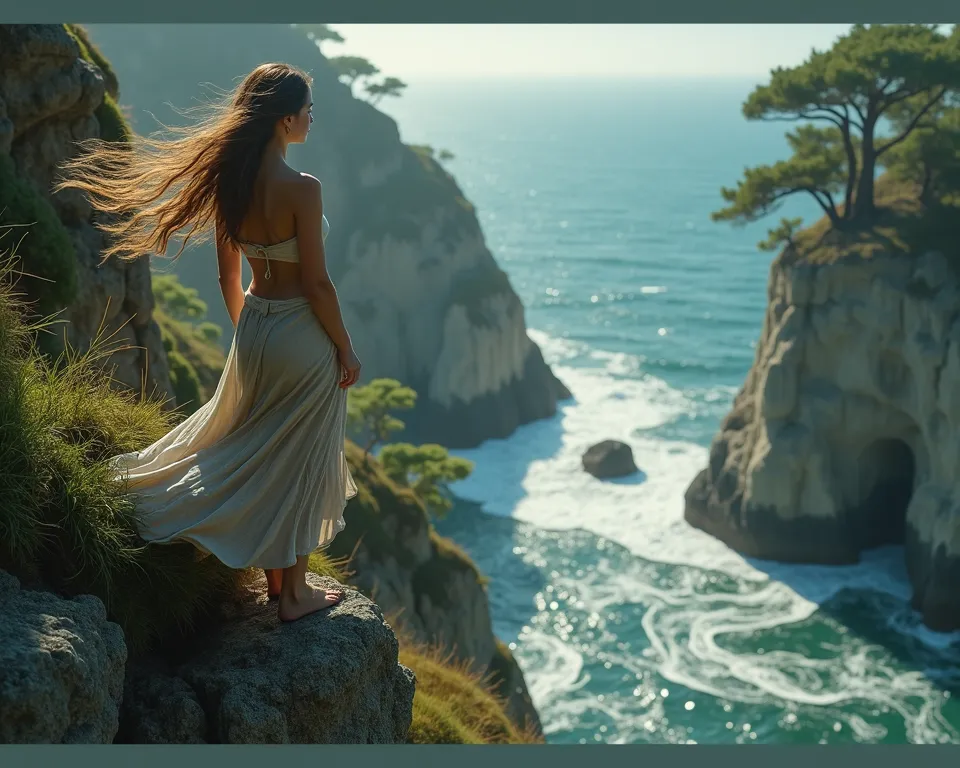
[55,62,313,262]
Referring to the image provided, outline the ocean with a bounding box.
[375,77,960,744]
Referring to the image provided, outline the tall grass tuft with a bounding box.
[392,621,544,745]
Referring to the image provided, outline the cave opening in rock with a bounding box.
[854,438,915,550]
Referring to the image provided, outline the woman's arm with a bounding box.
[293,175,354,353]
[216,225,245,328]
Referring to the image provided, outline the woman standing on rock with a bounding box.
[56,62,360,622]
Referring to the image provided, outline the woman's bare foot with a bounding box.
[277,586,344,623]
[264,568,283,600]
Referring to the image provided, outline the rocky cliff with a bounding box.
[685,230,960,632]
[0,24,172,402]
[83,23,569,449]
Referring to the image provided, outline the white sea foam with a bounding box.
[448,329,960,743]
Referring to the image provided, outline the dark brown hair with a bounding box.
[55,62,312,262]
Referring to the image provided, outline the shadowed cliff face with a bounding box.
[0,24,173,401]
[685,244,960,632]
[83,23,570,449]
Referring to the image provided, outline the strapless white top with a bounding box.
[239,214,329,279]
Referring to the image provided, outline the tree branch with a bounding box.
[742,186,840,225]
[876,88,948,157]
[760,111,845,129]
[850,99,867,126]
[805,187,842,224]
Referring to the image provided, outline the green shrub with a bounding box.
[195,321,222,343]
[347,377,417,457]
[380,442,474,520]
[152,274,226,414]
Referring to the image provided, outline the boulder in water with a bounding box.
[582,440,638,479]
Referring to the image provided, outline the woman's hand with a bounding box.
[338,345,362,389]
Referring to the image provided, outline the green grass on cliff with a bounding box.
[64,24,120,99]
[399,639,543,745]
[782,175,960,269]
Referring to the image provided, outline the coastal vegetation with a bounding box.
[712,24,960,262]
[347,377,475,519]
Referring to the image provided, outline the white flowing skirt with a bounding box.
[110,291,358,570]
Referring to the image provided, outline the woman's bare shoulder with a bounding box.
[279,172,322,212]
[295,172,322,194]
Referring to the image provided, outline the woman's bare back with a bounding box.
[238,160,308,300]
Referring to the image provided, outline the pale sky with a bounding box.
[329,24,855,79]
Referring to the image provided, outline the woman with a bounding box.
[56,62,360,622]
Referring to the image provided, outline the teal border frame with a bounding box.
[5,1,960,23]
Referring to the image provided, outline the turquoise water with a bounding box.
[378,78,960,744]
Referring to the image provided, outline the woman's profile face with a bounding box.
[290,86,314,144]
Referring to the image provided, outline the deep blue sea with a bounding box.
[377,78,960,744]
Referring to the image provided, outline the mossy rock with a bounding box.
[412,529,487,609]
[64,24,129,143]
[94,94,131,144]
[64,24,120,99]
[0,155,78,315]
